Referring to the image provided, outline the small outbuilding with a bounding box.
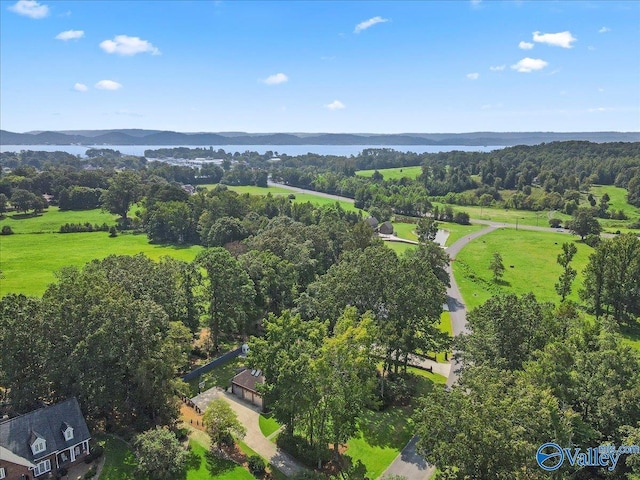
[231,369,265,409]
[378,221,394,235]
[365,216,379,229]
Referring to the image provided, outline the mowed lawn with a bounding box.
[345,371,445,479]
[0,206,118,234]
[97,435,144,480]
[356,165,423,180]
[589,185,640,232]
[203,184,363,213]
[452,229,592,311]
[432,202,571,228]
[1,231,202,297]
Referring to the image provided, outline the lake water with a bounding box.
[0,144,504,157]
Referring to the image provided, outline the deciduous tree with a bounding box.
[134,427,188,480]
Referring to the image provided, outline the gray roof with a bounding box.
[0,398,91,462]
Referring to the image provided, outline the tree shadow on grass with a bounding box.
[493,278,512,287]
[185,449,202,472]
[357,406,412,449]
[205,450,238,476]
[7,212,41,220]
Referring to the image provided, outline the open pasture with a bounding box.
[356,165,423,180]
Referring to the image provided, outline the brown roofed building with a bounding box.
[231,369,265,409]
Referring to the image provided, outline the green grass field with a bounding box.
[98,435,144,480]
[187,439,254,480]
[258,413,281,438]
[432,202,570,228]
[356,165,423,180]
[202,184,363,214]
[0,206,118,234]
[187,357,246,397]
[1,231,202,297]
[452,229,591,311]
[384,241,416,256]
[392,222,418,241]
[589,184,640,232]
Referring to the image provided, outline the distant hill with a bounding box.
[2,129,639,147]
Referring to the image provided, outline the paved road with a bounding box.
[381,437,435,480]
[444,226,497,387]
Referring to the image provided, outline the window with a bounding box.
[64,426,74,441]
[0,467,6,479]
[31,438,46,455]
[33,459,51,477]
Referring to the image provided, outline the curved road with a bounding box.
[443,226,496,387]
[267,182,610,478]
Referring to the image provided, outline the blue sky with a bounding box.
[1,0,639,133]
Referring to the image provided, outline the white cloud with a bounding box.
[99,35,160,56]
[325,100,345,110]
[588,107,612,113]
[354,16,389,33]
[598,26,611,33]
[262,73,288,85]
[466,72,479,80]
[511,57,548,73]
[73,83,88,92]
[519,41,534,50]
[481,103,503,110]
[489,65,506,71]
[532,31,576,48]
[55,30,84,41]
[8,0,49,19]
[95,80,122,90]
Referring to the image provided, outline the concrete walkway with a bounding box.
[407,353,451,378]
[191,387,304,477]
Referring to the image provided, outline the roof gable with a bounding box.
[0,398,90,461]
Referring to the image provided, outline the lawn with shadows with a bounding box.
[345,372,443,479]
[187,439,253,480]
[97,435,144,480]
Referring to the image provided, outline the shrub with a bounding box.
[584,234,601,248]
[84,444,104,463]
[629,219,640,229]
[276,432,330,468]
[109,226,117,237]
[60,222,110,233]
[287,193,296,200]
[453,211,470,225]
[0,225,13,235]
[549,218,562,228]
[248,455,266,476]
